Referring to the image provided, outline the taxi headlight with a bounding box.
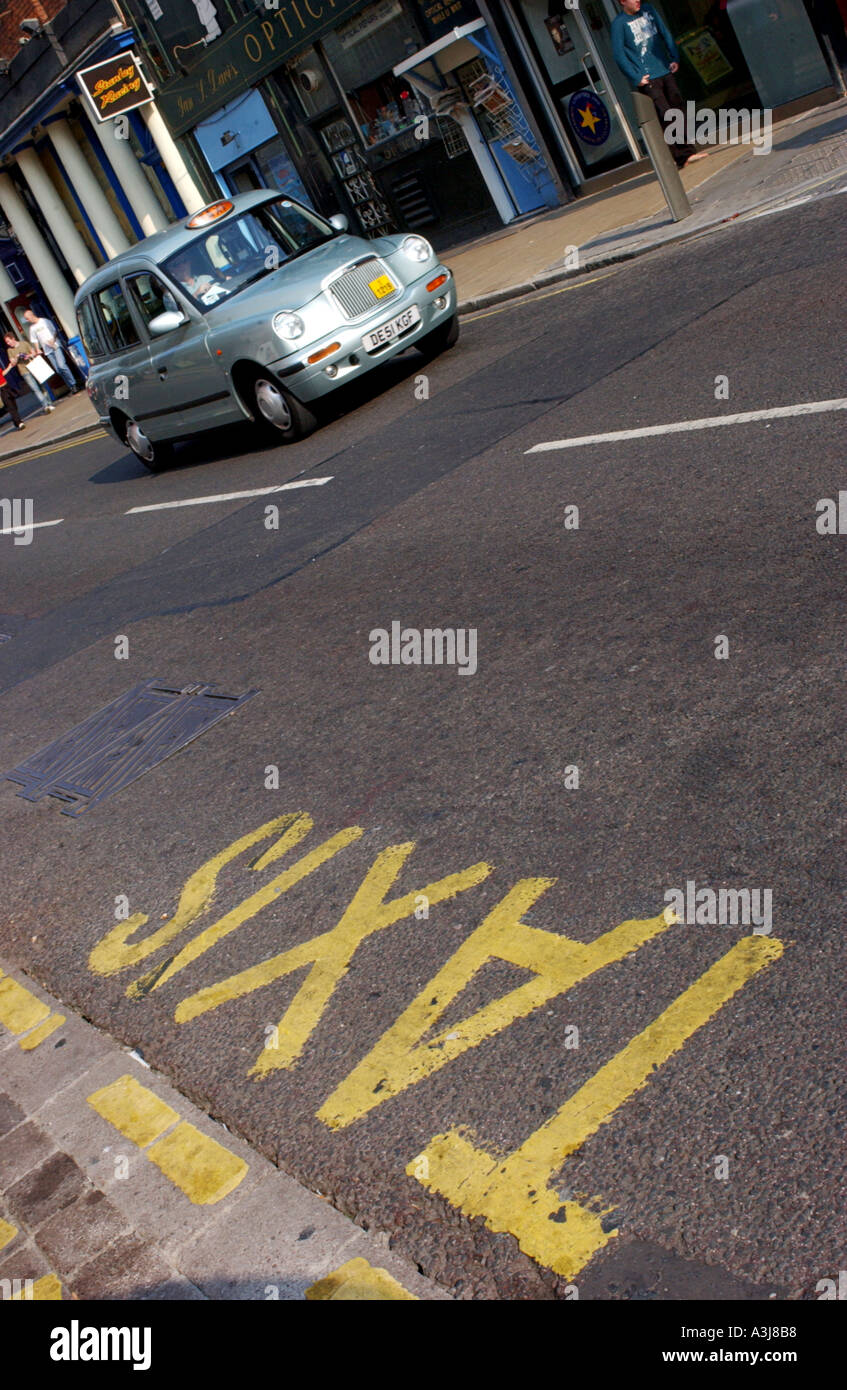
[400,235,432,262]
[272,311,305,340]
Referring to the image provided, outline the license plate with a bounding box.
[368,274,395,299]
[362,305,420,353]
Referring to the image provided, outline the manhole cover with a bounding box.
[5,679,258,816]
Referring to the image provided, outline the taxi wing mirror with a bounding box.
[149,309,186,336]
[329,213,349,233]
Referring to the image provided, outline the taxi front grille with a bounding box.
[328,259,399,319]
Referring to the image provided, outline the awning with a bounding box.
[392,19,487,78]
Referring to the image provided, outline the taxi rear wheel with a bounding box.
[250,373,316,444]
[125,419,174,473]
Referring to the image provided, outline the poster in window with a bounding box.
[678,29,734,87]
[544,16,574,56]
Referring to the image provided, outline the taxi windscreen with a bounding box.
[161,200,336,310]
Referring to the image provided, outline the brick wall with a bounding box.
[0,0,68,64]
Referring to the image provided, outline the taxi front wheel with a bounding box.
[250,373,316,444]
[416,313,460,360]
[125,419,174,473]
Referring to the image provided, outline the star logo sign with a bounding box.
[568,90,611,146]
[577,103,601,134]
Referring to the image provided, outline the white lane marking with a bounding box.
[526,399,847,453]
[0,518,64,536]
[125,477,333,515]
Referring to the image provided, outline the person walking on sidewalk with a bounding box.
[22,309,77,393]
[611,0,711,168]
[0,360,26,431]
[3,333,55,414]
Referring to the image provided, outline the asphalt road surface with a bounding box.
[1,193,844,1300]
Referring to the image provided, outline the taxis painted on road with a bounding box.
[74,192,458,471]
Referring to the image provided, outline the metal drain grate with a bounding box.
[5,679,258,816]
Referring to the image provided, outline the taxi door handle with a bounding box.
[158,367,168,379]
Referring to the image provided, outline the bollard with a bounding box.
[631,88,691,223]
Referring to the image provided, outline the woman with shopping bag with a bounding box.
[3,332,56,414]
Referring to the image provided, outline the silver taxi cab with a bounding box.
[75,191,458,470]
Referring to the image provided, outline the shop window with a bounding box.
[646,1,754,101]
[95,283,141,352]
[252,138,313,207]
[126,0,235,82]
[317,117,397,234]
[322,0,420,89]
[318,0,429,152]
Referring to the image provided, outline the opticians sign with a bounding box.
[76,52,154,122]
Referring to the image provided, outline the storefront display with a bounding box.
[122,0,561,238]
[317,117,396,234]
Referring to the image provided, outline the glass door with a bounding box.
[515,0,641,180]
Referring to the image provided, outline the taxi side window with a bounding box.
[96,283,141,352]
[77,297,106,360]
[126,273,178,328]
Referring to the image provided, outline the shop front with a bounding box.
[482,0,840,194]
[124,0,565,244]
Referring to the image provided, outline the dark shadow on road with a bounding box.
[86,350,429,482]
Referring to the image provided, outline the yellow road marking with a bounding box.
[89,810,490,1074]
[465,271,616,321]
[135,816,361,999]
[409,935,783,1280]
[320,887,672,1129]
[18,1013,65,1050]
[89,813,314,977]
[0,429,106,469]
[146,1121,248,1205]
[12,1273,63,1300]
[306,1257,417,1301]
[87,1074,179,1147]
[0,973,50,1034]
[0,1219,17,1251]
[174,841,492,1077]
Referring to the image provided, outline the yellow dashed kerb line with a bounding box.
[0,971,65,1050]
[88,1074,247,1205]
[147,1123,249,1206]
[0,973,50,1033]
[18,1014,66,1051]
[0,1219,18,1252]
[306,1258,417,1301]
[88,1074,179,1147]
[11,1273,64,1300]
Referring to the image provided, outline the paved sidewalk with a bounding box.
[446,98,847,309]
[1,97,844,466]
[0,961,449,1300]
[0,391,101,464]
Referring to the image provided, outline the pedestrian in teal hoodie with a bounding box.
[611,1,710,167]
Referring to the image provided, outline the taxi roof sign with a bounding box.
[186,201,235,229]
